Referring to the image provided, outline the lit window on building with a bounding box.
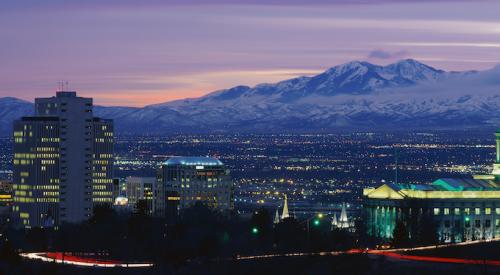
[454,208,460,215]
[464,208,470,215]
[433,208,440,215]
[485,208,491,215]
[475,208,481,215]
[444,208,450,215]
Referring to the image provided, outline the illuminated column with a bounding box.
[496,131,500,163]
[492,131,500,176]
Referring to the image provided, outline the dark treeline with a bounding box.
[2,204,500,275]
[1,202,363,273]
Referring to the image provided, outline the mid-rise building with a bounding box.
[12,91,114,228]
[125,176,156,215]
[157,156,233,216]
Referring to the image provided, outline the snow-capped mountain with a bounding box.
[1,59,499,135]
[0,97,33,135]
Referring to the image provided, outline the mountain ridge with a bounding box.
[1,59,499,135]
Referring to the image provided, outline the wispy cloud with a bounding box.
[368,49,409,60]
[1,0,486,11]
[1,0,499,105]
[388,42,500,48]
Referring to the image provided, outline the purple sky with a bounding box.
[1,0,499,106]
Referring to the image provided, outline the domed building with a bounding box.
[157,156,233,217]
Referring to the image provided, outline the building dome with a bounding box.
[163,156,223,166]
[114,196,128,206]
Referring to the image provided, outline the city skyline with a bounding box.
[1,0,500,106]
[3,1,500,273]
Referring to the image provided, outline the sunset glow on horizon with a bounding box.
[1,0,500,106]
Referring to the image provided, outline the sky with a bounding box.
[1,0,499,106]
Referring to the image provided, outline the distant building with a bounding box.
[157,156,233,216]
[112,178,121,202]
[363,131,500,243]
[331,203,353,231]
[12,91,114,228]
[274,194,292,225]
[0,180,12,199]
[281,194,290,220]
[125,176,157,215]
[0,180,13,229]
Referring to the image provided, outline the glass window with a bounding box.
[475,220,481,228]
[454,208,460,215]
[485,220,491,227]
[496,220,500,227]
[464,208,470,215]
[433,208,440,215]
[486,208,491,215]
[465,220,471,228]
[444,208,450,215]
[496,208,500,215]
[475,208,481,215]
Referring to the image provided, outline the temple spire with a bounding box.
[331,213,338,230]
[274,208,280,225]
[281,194,290,220]
[339,202,349,228]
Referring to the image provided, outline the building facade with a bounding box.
[125,176,156,215]
[12,91,114,228]
[363,131,500,243]
[0,180,13,230]
[157,156,233,216]
[364,180,500,243]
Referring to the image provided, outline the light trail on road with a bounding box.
[19,252,154,268]
[235,239,500,267]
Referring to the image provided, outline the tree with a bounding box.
[26,227,48,251]
[417,215,438,245]
[135,199,148,216]
[274,217,306,252]
[392,220,409,248]
[250,208,271,240]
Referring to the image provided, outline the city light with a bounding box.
[252,227,259,234]
[19,252,154,268]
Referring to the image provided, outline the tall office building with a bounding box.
[157,156,233,217]
[12,91,114,228]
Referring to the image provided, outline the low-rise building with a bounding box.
[363,130,500,243]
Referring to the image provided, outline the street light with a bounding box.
[251,227,259,235]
